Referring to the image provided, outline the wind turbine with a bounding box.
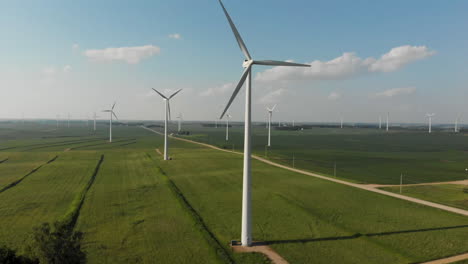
[455,114,461,133]
[340,115,343,129]
[379,116,382,129]
[152,88,182,161]
[225,113,232,141]
[217,0,310,247]
[426,113,435,133]
[176,113,183,132]
[266,105,277,147]
[102,102,118,142]
[386,112,389,132]
[93,112,99,133]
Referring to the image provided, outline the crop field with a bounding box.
[176,124,468,184]
[0,122,467,263]
[0,151,100,249]
[382,184,468,211]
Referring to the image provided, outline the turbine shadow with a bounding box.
[262,224,468,245]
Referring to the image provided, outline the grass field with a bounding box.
[176,124,468,184]
[0,122,466,263]
[382,184,468,211]
[159,138,468,264]
[0,152,100,250]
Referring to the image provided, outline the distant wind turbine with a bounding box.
[266,105,277,147]
[426,113,435,133]
[455,114,461,133]
[386,112,389,132]
[379,116,382,129]
[152,88,182,160]
[340,115,343,129]
[102,102,118,142]
[93,112,99,133]
[217,0,310,247]
[176,113,183,132]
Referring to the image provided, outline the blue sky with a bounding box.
[0,0,467,124]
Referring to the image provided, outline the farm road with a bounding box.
[141,126,468,217]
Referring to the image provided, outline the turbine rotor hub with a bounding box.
[243,59,253,68]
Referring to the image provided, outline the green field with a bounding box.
[0,121,466,263]
[382,184,468,211]
[176,124,468,184]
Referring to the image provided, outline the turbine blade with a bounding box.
[169,89,182,99]
[112,102,116,110]
[254,60,310,67]
[152,88,168,99]
[218,0,252,60]
[219,66,251,119]
[102,110,111,112]
[271,104,277,111]
[112,111,118,120]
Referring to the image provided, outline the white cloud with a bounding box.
[63,65,72,73]
[72,43,79,52]
[200,83,234,97]
[259,88,288,104]
[328,91,341,100]
[42,67,57,76]
[168,33,182,40]
[83,45,161,64]
[374,87,416,98]
[369,45,436,72]
[255,45,435,82]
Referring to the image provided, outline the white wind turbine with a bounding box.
[152,88,182,161]
[102,102,118,142]
[455,114,461,133]
[217,0,310,247]
[386,112,389,132]
[93,112,99,133]
[340,115,344,129]
[379,115,382,129]
[176,113,183,132]
[426,113,435,133]
[266,105,277,147]
[225,113,232,141]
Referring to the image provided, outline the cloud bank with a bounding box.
[84,45,161,64]
[255,45,435,82]
[374,87,416,98]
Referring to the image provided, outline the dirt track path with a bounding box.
[367,179,468,188]
[142,126,468,217]
[142,126,468,264]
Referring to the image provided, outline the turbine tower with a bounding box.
[426,113,435,133]
[102,102,118,142]
[56,115,59,129]
[386,112,389,132]
[176,113,183,132]
[455,114,461,133]
[152,89,182,161]
[379,116,382,129]
[217,0,310,247]
[93,112,99,133]
[266,105,277,147]
[225,114,232,141]
[340,115,343,129]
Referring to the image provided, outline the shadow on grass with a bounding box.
[262,224,468,245]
